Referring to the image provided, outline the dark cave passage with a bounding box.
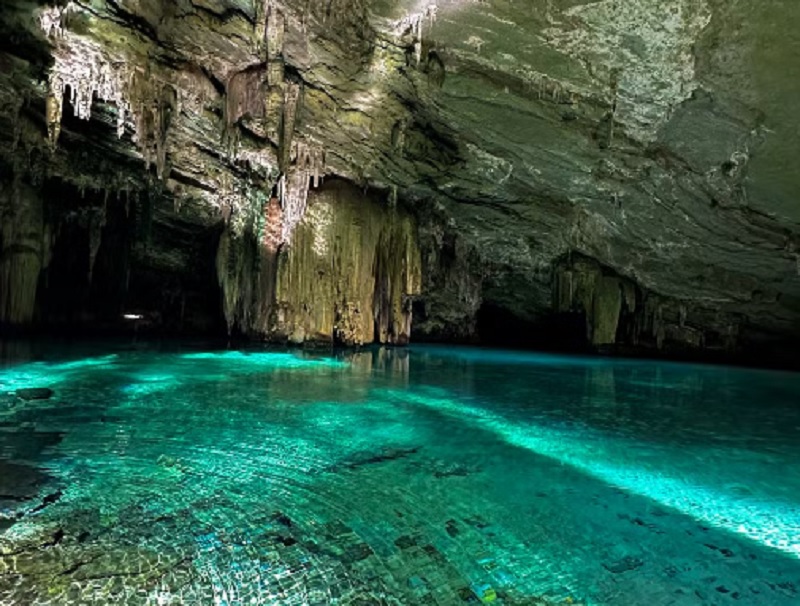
[477,303,590,352]
[11,179,226,337]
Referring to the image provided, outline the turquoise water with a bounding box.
[1,343,800,605]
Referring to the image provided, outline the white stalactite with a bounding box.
[293,141,326,188]
[279,169,309,245]
[396,4,438,65]
[39,3,76,39]
[44,35,132,145]
[279,140,325,244]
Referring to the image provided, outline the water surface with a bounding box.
[1,342,799,605]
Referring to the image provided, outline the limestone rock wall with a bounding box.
[553,253,744,354]
[0,1,799,356]
[0,180,52,325]
[413,222,483,342]
[273,180,421,346]
[215,179,422,345]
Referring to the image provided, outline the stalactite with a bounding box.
[264,77,285,143]
[0,182,49,326]
[45,49,130,145]
[255,0,269,51]
[265,3,285,63]
[216,227,240,335]
[554,255,623,346]
[260,1,287,142]
[294,141,326,188]
[523,70,579,106]
[45,90,62,148]
[41,17,178,173]
[279,140,325,244]
[373,212,423,345]
[215,192,268,336]
[396,5,438,65]
[279,80,302,171]
[112,68,179,179]
[273,181,422,345]
[278,169,309,244]
[39,3,76,39]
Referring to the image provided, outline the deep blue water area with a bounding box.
[1,341,799,605]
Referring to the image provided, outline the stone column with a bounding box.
[0,181,50,326]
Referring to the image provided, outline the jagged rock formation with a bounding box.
[215,179,420,345]
[273,179,421,345]
[0,1,799,358]
[0,180,53,325]
[552,253,738,352]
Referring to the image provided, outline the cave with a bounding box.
[1,1,800,604]
[477,303,590,353]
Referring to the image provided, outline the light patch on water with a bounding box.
[390,387,800,559]
[0,353,119,391]
[121,372,180,396]
[180,351,346,370]
[115,351,346,397]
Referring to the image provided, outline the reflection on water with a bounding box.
[1,342,799,605]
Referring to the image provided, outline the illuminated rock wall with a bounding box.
[273,180,421,346]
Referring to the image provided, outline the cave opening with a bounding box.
[477,303,590,352]
[5,178,227,337]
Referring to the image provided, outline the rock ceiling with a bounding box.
[0,0,799,351]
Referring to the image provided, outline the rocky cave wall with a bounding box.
[216,179,421,345]
[0,178,51,326]
[0,166,224,333]
[0,0,799,359]
[552,253,745,355]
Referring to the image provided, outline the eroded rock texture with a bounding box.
[216,179,420,344]
[0,1,798,357]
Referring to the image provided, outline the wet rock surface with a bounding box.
[15,387,53,401]
[603,556,645,574]
[0,460,56,530]
[0,461,50,503]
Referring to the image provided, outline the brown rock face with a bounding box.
[217,179,421,345]
[0,181,52,325]
[0,1,798,358]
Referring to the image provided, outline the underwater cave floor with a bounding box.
[1,343,800,605]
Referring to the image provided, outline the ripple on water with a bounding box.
[1,345,800,605]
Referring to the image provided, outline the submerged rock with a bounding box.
[603,555,645,574]
[334,447,420,472]
[0,462,49,500]
[15,388,54,401]
[0,461,54,527]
